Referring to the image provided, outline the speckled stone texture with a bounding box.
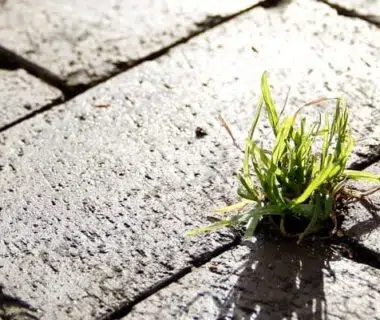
[0,0,379,319]
[0,0,260,88]
[0,69,62,127]
[125,238,380,320]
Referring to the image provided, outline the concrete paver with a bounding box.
[0,0,261,88]
[0,69,62,128]
[0,0,379,319]
[125,238,380,319]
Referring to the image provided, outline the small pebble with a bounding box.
[195,127,208,138]
[337,230,345,237]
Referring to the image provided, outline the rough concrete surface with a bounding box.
[343,161,380,255]
[319,0,380,25]
[125,237,380,320]
[0,0,261,88]
[0,69,62,128]
[0,0,379,319]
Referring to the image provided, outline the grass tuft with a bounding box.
[187,72,380,243]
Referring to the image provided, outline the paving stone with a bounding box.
[125,238,380,320]
[0,0,379,319]
[0,0,261,88]
[0,69,62,128]
[343,161,380,255]
[320,0,380,25]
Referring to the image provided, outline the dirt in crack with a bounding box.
[259,210,380,270]
[328,237,380,269]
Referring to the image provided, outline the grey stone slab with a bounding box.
[0,69,62,127]
[320,0,380,25]
[125,238,380,320]
[343,161,380,255]
[0,0,379,319]
[0,0,261,88]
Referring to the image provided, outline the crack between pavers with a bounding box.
[100,234,242,320]
[349,150,380,171]
[330,237,380,269]
[0,285,39,320]
[1,0,379,315]
[58,0,287,98]
[1,0,377,132]
[101,226,380,320]
[317,0,380,27]
[99,132,380,320]
[101,151,380,320]
[342,154,380,270]
[0,46,69,94]
[0,0,285,133]
[0,96,64,133]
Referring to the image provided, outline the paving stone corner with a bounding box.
[0,69,63,128]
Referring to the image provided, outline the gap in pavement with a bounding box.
[0,285,38,320]
[0,0,377,132]
[317,0,380,27]
[0,0,286,134]
[102,153,380,320]
[1,0,379,317]
[350,145,380,171]
[0,46,68,93]
[0,49,18,70]
[102,235,242,320]
[0,98,64,133]
[330,237,380,269]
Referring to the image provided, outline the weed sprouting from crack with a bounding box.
[187,72,380,243]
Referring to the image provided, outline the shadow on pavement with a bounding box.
[217,236,336,319]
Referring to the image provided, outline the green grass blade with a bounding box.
[297,193,321,243]
[245,215,260,238]
[214,200,251,214]
[249,141,271,169]
[261,72,279,136]
[185,219,232,236]
[320,113,330,169]
[248,99,263,140]
[292,164,339,206]
[272,116,294,164]
[344,170,380,182]
[238,173,260,201]
[242,100,264,194]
